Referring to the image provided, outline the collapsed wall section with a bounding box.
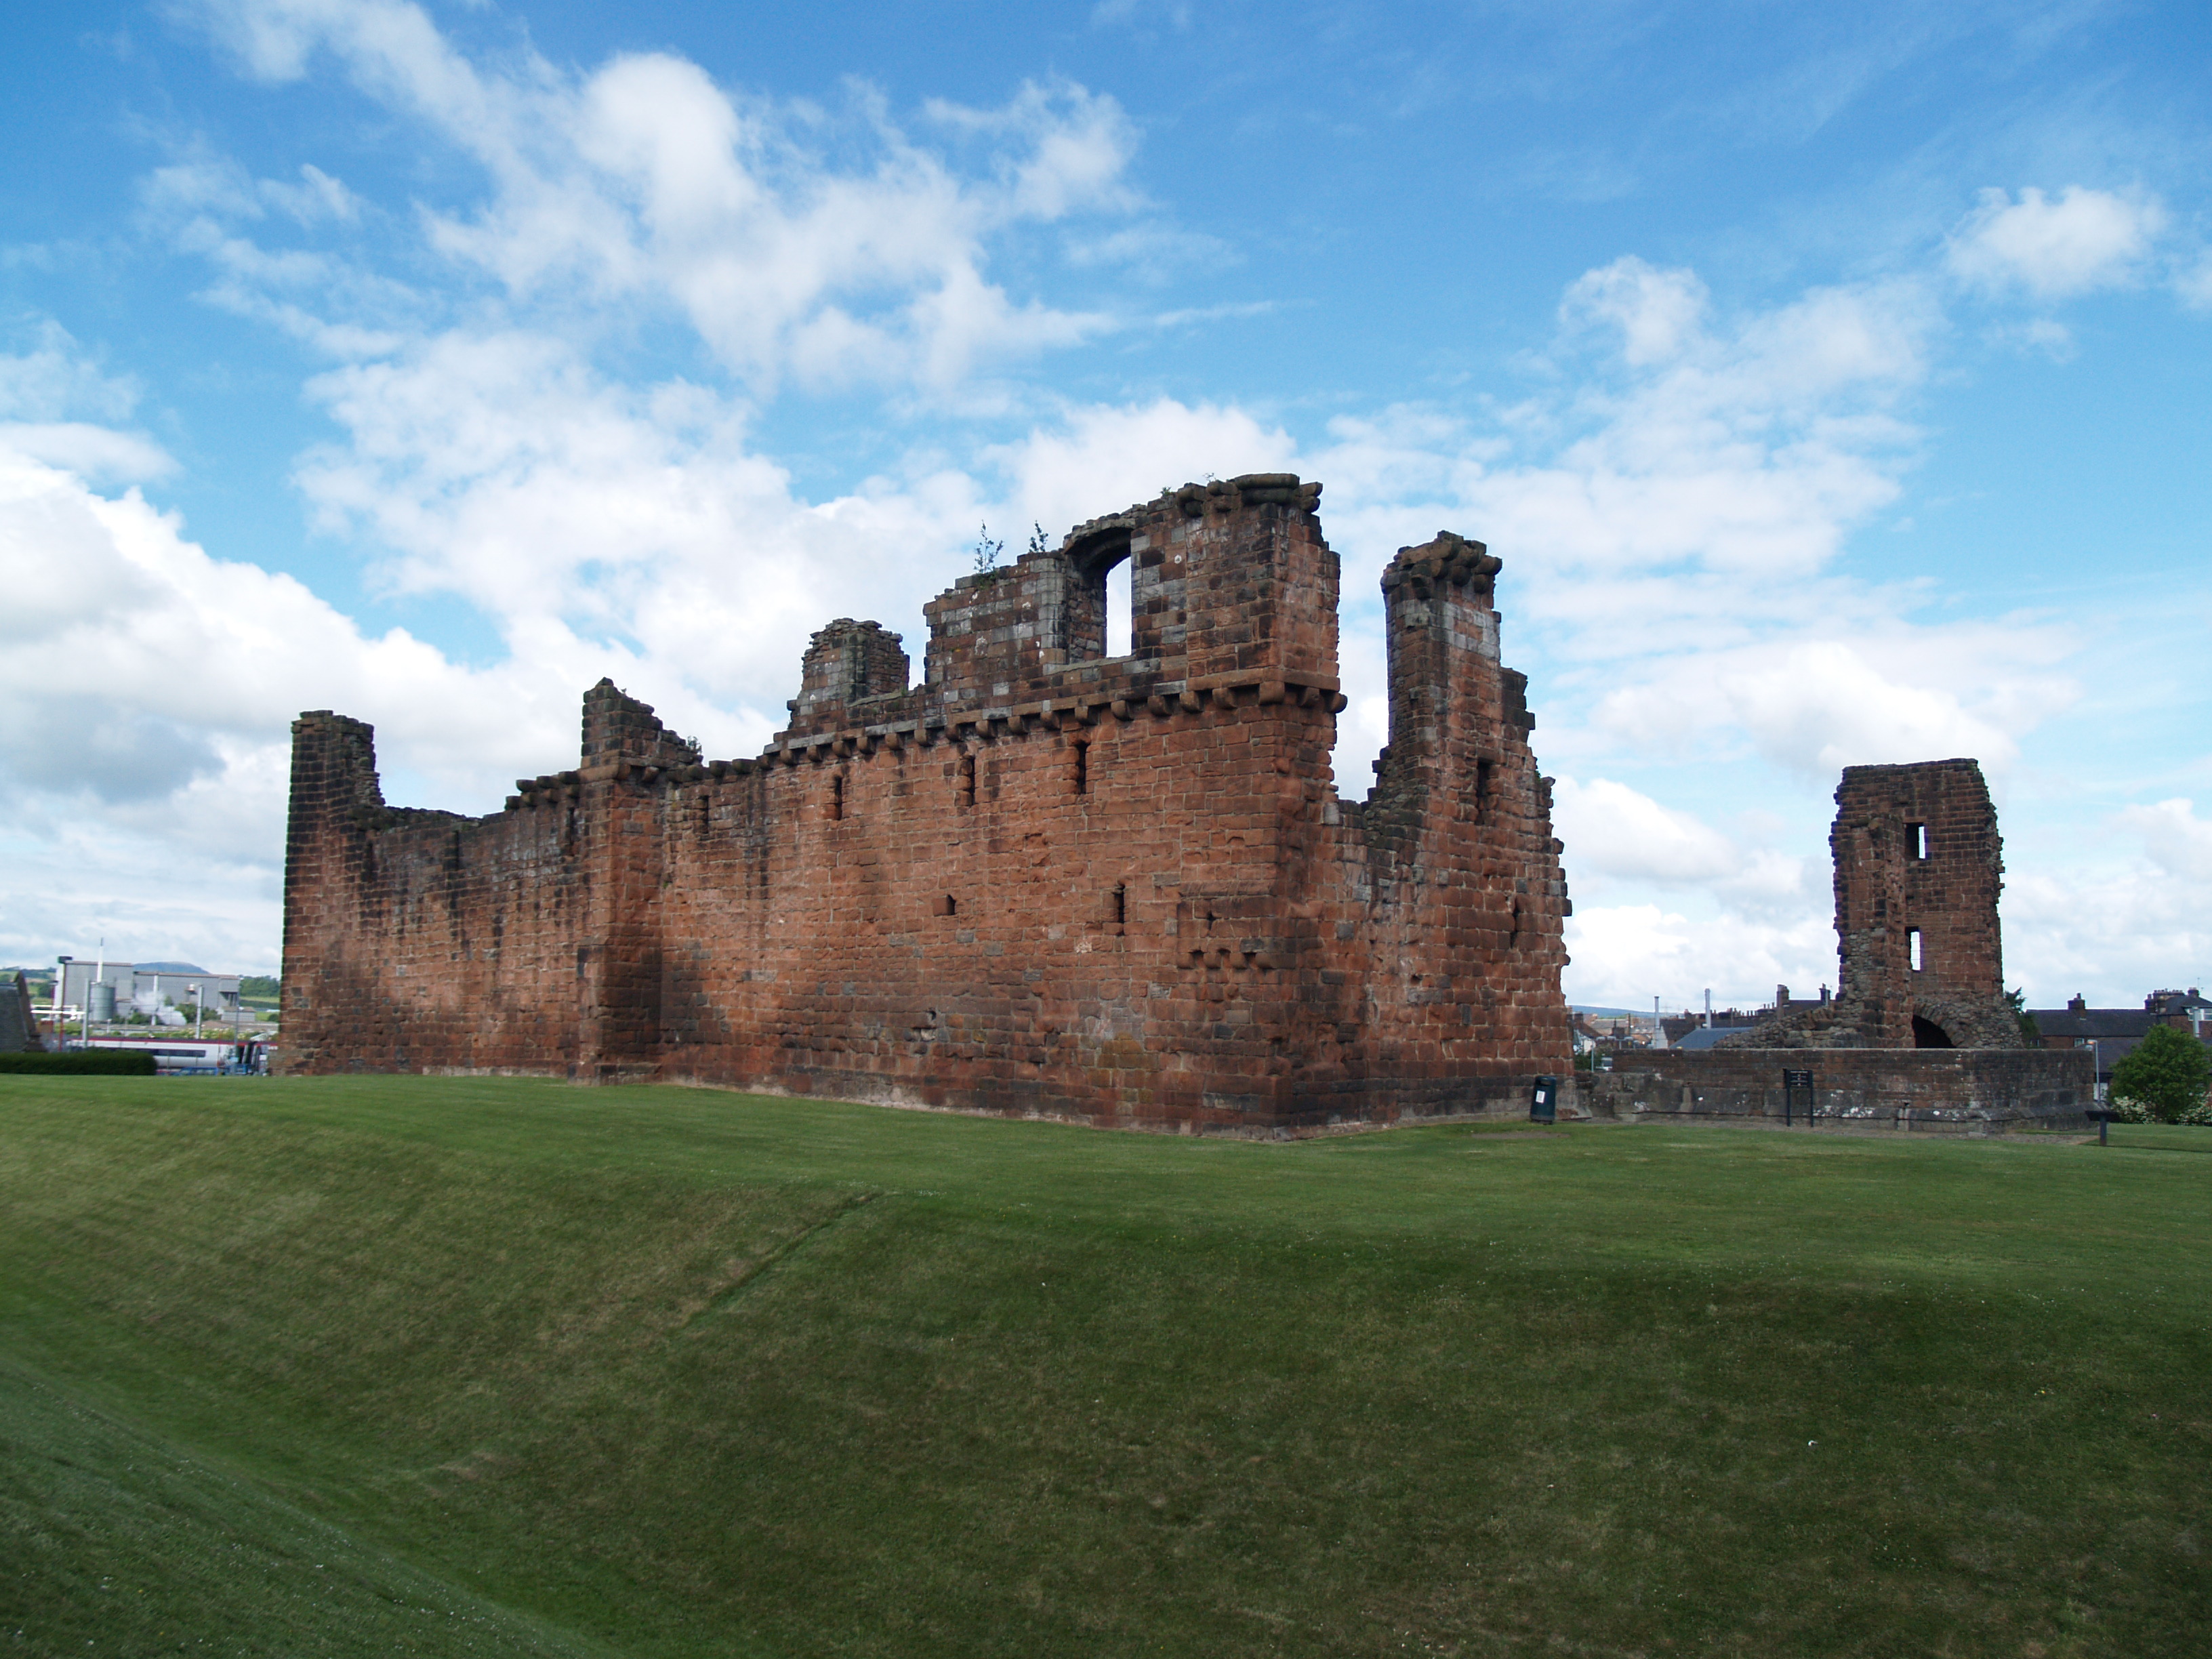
[278,475,1573,1130]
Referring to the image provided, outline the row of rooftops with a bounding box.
[2032,989,2209,1042]
[1572,987,2208,1063]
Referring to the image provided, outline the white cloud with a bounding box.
[1583,631,2077,781]
[1553,776,1739,885]
[184,0,1141,392]
[291,328,988,737]
[1946,185,2166,300]
[1563,902,1838,1011]
[1559,257,1709,367]
[141,155,365,226]
[1452,265,1935,592]
[0,428,605,970]
[2121,798,2212,881]
[0,424,175,484]
[2004,801,2212,1003]
[987,397,1295,539]
[0,321,146,425]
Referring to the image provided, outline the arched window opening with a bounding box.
[1065,525,1134,663]
[1912,1015,1953,1049]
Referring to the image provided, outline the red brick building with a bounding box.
[279,474,1572,1132]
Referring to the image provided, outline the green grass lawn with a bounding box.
[2,1078,2207,1658]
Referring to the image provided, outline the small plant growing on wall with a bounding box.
[972,523,1003,574]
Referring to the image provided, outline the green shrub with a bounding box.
[2110,1025,2212,1122]
[0,1050,159,1076]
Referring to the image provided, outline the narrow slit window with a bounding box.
[1107,558,1133,657]
[1111,882,1126,926]
[1909,928,1924,972]
[1474,758,1494,824]
[1909,822,1928,860]
[957,753,976,808]
[830,772,846,822]
[1071,739,1090,797]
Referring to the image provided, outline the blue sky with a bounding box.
[3,0,2207,1010]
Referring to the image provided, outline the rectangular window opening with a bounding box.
[1909,928,1924,972]
[957,753,976,809]
[1908,822,1928,860]
[1071,739,1090,797]
[1107,559,1133,657]
[1111,882,1126,927]
[830,771,846,823]
[1474,758,1494,824]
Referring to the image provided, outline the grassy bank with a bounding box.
[3,1076,2207,1656]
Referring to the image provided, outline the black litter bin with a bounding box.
[1530,1074,1559,1124]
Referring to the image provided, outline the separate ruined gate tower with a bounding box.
[1725,758,2024,1050]
[281,474,1572,1131]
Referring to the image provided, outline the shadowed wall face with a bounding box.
[278,477,1573,1130]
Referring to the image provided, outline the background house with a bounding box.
[2030,990,2211,1092]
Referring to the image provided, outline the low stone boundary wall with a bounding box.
[1582,1047,2095,1134]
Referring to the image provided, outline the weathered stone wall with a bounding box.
[279,475,1573,1131]
[1587,1047,2094,1134]
[1721,758,2022,1050]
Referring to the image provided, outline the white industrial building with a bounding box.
[53,958,243,1025]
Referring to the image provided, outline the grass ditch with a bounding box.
[2,1075,2207,1657]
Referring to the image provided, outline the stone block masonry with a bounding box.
[1586,1048,2095,1135]
[279,475,1574,1132]
[1720,758,2024,1050]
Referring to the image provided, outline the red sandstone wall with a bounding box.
[1827,760,2017,1048]
[279,476,1572,1129]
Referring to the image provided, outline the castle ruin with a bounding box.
[1593,758,2091,1131]
[1722,759,2024,1049]
[279,475,1574,1131]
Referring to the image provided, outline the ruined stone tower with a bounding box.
[278,475,1573,1130]
[1725,758,2023,1050]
